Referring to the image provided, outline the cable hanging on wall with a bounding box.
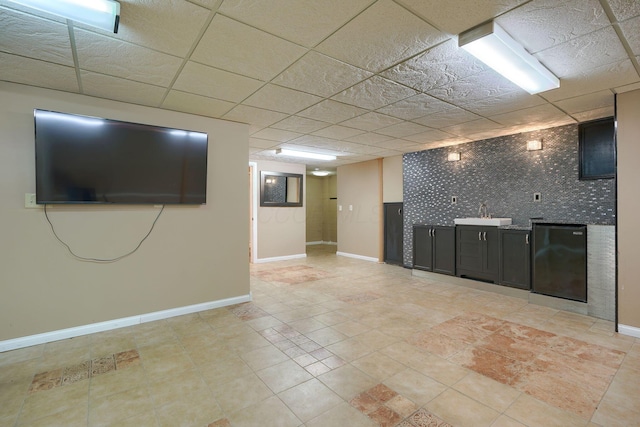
[43,205,164,263]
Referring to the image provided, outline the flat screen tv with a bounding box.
[34,109,208,204]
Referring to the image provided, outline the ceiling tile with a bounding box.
[249,138,279,149]
[243,84,322,114]
[188,0,220,10]
[537,27,630,78]
[377,94,455,120]
[606,0,640,22]
[571,106,615,122]
[0,52,79,92]
[81,71,166,107]
[412,106,480,129]
[541,59,639,101]
[251,128,302,142]
[615,81,640,93]
[371,138,421,151]
[0,7,73,66]
[489,104,573,127]
[112,0,209,57]
[345,132,394,145]
[381,38,486,92]
[461,91,547,117]
[222,105,288,127]
[498,0,610,53]
[218,0,374,47]
[74,30,183,87]
[339,112,403,131]
[312,125,365,139]
[271,116,330,133]
[403,129,455,144]
[192,14,307,81]
[162,90,235,117]
[316,0,446,72]
[619,16,640,56]
[272,51,372,97]
[298,100,368,123]
[331,76,418,110]
[375,121,432,138]
[553,90,614,115]
[174,61,263,103]
[427,70,522,104]
[441,118,505,136]
[396,0,528,35]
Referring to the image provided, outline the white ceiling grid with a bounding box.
[0,0,639,169]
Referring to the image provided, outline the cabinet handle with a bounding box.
[526,234,529,244]
[428,229,432,237]
[398,208,402,216]
[432,229,435,237]
[483,231,487,241]
[478,232,482,241]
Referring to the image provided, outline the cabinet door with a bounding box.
[433,226,455,275]
[384,203,403,265]
[413,226,433,271]
[456,226,483,273]
[499,230,531,289]
[483,227,499,279]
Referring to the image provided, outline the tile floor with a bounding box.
[1,244,639,427]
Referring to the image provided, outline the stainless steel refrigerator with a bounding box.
[532,224,587,302]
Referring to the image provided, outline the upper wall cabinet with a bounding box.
[260,171,303,207]
[579,117,615,180]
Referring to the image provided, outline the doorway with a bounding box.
[249,162,258,263]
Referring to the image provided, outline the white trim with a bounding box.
[255,253,307,263]
[249,162,258,264]
[337,251,379,263]
[306,241,338,246]
[0,294,252,352]
[618,324,640,339]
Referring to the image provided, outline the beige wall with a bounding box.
[383,155,403,203]
[325,175,337,243]
[255,160,306,260]
[617,88,640,330]
[306,175,338,244]
[0,82,249,341]
[337,160,381,259]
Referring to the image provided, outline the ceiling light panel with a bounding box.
[7,0,120,33]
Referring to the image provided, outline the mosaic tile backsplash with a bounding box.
[402,124,615,266]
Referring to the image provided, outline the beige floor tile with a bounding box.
[305,401,377,427]
[155,394,223,427]
[212,373,273,413]
[146,369,212,408]
[240,345,289,371]
[318,364,377,400]
[89,386,154,427]
[453,372,521,412]
[0,345,44,367]
[326,336,373,361]
[17,403,87,427]
[256,359,313,393]
[405,350,470,386]
[426,388,499,427]
[105,411,158,427]
[305,327,348,347]
[19,380,89,423]
[383,368,447,406]
[0,382,27,421]
[140,351,195,378]
[227,395,301,427]
[351,352,405,381]
[591,395,640,427]
[278,378,343,422]
[332,320,372,337]
[490,415,527,427]
[89,364,146,399]
[505,393,590,427]
[200,355,254,388]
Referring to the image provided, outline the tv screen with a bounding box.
[34,109,208,204]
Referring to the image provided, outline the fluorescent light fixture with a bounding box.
[458,21,559,94]
[7,0,120,33]
[447,152,461,162]
[527,139,543,151]
[311,170,330,176]
[276,148,336,161]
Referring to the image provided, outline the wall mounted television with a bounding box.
[34,109,208,205]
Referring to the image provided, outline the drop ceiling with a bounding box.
[1,0,639,169]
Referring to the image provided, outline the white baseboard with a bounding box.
[255,253,306,263]
[0,294,252,352]
[618,324,640,339]
[306,241,338,246]
[337,251,379,263]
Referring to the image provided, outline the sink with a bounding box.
[454,218,512,226]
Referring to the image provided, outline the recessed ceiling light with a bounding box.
[7,0,121,33]
[311,170,330,176]
[275,148,336,161]
[458,21,559,94]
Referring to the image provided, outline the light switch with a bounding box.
[349,205,353,211]
[25,193,37,208]
[338,205,342,211]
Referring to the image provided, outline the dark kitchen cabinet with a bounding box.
[384,203,403,265]
[413,225,455,275]
[499,229,531,290]
[456,225,499,282]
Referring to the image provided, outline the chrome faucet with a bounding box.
[478,201,489,219]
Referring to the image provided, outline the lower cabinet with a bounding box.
[456,225,499,282]
[499,229,531,289]
[413,225,455,275]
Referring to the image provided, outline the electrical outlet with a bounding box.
[534,192,541,202]
[349,205,353,211]
[25,193,37,208]
[338,205,342,211]
[451,196,458,204]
